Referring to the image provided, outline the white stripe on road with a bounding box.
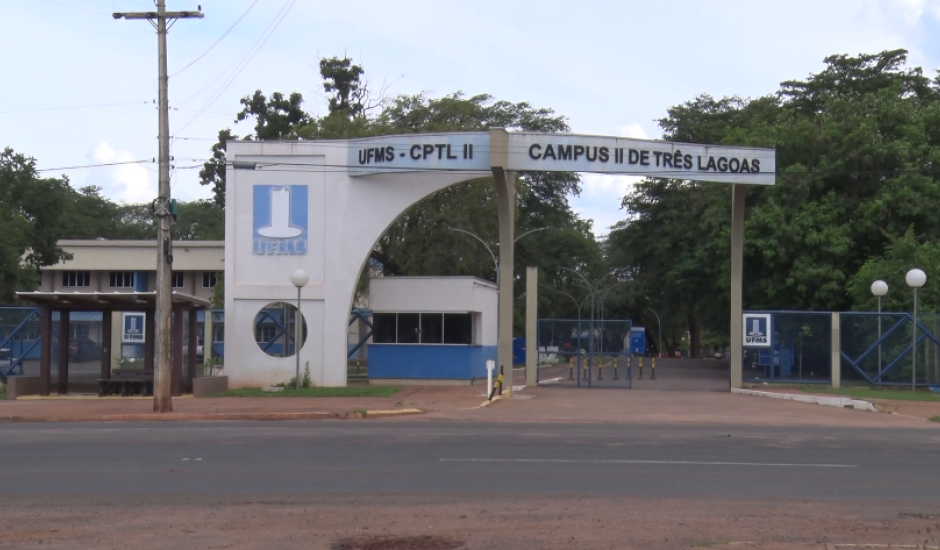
[440,458,856,468]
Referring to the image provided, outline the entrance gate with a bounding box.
[224,129,775,390]
[536,319,632,388]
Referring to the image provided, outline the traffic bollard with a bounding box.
[651,357,657,380]
[638,356,644,380]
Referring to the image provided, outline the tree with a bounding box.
[609,50,940,352]
[0,148,73,302]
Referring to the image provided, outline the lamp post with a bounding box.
[870,280,888,374]
[645,308,663,358]
[290,269,309,390]
[906,269,926,393]
[447,227,549,283]
[558,290,590,381]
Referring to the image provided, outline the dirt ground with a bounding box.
[1,494,938,550]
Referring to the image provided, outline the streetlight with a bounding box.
[645,308,663,358]
[447,228,498,279]
[905,269,926,393]
[559,268,623,367]
[871,280,888,374]
[290,268,309,390]
[558,290,590,381]
[447,226,550,283]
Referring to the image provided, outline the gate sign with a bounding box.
[122,313,146,344]
[743,313,771,348]
[347,131,776,185]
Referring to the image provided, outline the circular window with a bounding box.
[253,302,307,357]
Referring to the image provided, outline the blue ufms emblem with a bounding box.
[253,185,308,255]
[744,314,770,347]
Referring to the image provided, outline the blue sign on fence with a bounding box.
[743,313,771,348]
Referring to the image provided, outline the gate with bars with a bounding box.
[535,318,633,388]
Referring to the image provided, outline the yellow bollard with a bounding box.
[651,356,657,380]
[638,356,644,379]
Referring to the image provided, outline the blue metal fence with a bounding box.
[536,318,633,388]
[840,312,940,387]
[742,311,832,384]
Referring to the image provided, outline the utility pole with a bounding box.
[114,2,203,413]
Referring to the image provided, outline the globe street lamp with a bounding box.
[290,268,309,390]
[870,280,888,374]
[905,269,926,393]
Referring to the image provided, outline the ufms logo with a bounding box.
[743,313,771,348]
[253,185,308,255]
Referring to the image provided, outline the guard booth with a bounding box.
[366,277,497,384]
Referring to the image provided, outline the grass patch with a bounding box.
[929,416,940,422]
[208,386,401,398]
[800,386,940,402]
[0,391,5,400]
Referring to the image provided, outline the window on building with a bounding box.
[69,324,90,340]
[420,313,443,344]
[371,313,474,345]
[202,272,218,288]
[373,313,397,344]
[255,323,278,344]
[14,326,40,341]
[444,313,473,344]
[61,271,91,287]
[109,271,135,288]
[212,321,224,343]
[172,271,185,289]
[396,313,420,344]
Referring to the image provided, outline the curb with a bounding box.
[731,388,879,412]
[0,408,425,423]
[364,408,424,417]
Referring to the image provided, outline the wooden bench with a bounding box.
[98,370,154,397]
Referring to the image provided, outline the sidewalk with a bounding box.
[0,385,484,422]
[2,383,939,426]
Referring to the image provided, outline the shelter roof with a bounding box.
[15,291,210,311]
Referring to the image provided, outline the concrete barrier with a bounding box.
[6,376,42,400]
[732,387,878,412]
[193,376,229,397]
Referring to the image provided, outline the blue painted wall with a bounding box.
[369,345,497,380]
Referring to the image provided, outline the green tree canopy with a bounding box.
[608,49,940,355]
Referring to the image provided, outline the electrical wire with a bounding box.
[169,0,259,78]
[37,0,109,15]
[171,0,297,137]
[35,160,154,172]
[0,100,152,115]
[172,0,294,109]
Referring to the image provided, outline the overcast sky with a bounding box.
[4,0,940,235]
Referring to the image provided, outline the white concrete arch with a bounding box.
[223,137,491,388]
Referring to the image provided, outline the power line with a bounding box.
[169,0,259,78]
[171,0,296,136]
[37,0,109,15]
[0,100,152,115]
[35,160,154,172]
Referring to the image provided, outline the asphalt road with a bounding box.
[2,421,938,501]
